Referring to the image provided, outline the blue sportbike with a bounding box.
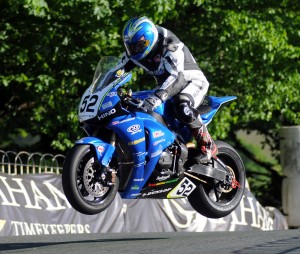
[62,56,246,218]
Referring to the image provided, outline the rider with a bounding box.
[113,16,217,163]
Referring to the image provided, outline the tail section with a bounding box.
[197,96,237,125]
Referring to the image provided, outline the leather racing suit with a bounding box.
[115,25,217,162]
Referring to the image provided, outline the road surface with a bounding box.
[1,229,300,254]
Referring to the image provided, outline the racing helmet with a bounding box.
[122,16,158,61]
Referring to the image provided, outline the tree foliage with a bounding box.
[1,1,300,205]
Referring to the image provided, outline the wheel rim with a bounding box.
[82,157,109,197]
[204,153,242,206]
[76,149,111,205]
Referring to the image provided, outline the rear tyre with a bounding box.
[187,140,245,218]
[62,145,119,215]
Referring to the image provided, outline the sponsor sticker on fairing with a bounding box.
[128,137,145,146]
[127,124,142,135]
[115,69,125,77]
[153,139,165,146]
[142,188,172,197]
[153,130,164,138]
[98,108,116,120]
[97,146,105,155]
[102,101,113,110]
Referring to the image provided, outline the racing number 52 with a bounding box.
[176,179,195,197]
[80,95,99,113]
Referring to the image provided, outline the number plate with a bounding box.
[167,177,197,198]
[78,87,101,121]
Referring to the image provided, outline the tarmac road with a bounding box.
[0,229,300,254]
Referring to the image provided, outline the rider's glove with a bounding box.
[142,89,169,111]
[142,96,162,111]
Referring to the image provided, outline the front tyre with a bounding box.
[188,140,246,218]
[62,145,119,215]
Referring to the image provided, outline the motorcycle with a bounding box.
[62,56,246,218]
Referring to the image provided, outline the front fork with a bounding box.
[92,159,117,186]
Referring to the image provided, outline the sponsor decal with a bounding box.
[127,124,142,135]
[133,178,144,182]
[131,185,139,190]
[128,137,145,146]
[98,108,116,120]
[11,221,90,236]
[130,193,140,197]
[133,152,146,164]
[148,179,178,187]
[120,117,135,123]
[142,188,172,197]
[156,175,171,181]
[115,69,125,77]
[153,139,165,146]
[113,117,135,125]
[97,146,105,155]
[133,162,144,168]
[107,92,117,97]
[102,101,113,110]
[153,130,164,138]
[150,149,163,158]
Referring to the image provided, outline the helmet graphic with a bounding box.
[122,16,158,61]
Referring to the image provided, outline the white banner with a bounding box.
[0,173,288,236]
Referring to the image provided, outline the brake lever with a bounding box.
[124,97,144,109]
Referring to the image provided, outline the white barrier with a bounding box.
[0,149,289,233]
[0,173,288,236]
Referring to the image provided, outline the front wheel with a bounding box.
[62,145,119,215]
[187,140,246,218]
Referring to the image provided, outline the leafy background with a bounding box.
[1,0,299,209]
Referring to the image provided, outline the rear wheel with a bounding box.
[187,140,245,218]
[62,145,119,215]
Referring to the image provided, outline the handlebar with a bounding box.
[123,97,147,111]
[118,88,147,111]
[124,98,143,108]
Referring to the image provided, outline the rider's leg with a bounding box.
[174,77,218,163]
[176,99,218,162]
[190,117,218,163]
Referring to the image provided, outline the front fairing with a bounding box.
[108,112,175,198]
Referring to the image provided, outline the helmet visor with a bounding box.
[125,36,150,56]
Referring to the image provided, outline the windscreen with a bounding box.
[90,56,119,93]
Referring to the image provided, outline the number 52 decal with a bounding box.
[167,177,196,198]
[79,95,99,113]
[78,89,101,121]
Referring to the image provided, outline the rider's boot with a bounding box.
[192,124,218,163]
